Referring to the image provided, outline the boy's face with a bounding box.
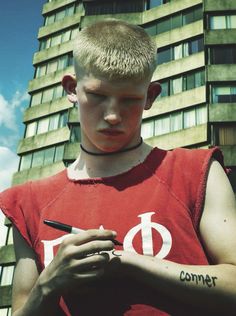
[75,73,157,153]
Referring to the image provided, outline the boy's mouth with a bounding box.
[99,129,123,136]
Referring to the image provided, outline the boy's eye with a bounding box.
[87,92,105,99]
[122,97,141,104]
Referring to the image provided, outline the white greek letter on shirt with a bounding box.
[123,212,172,258]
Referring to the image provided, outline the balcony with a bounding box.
[209,103,236,122]
[204,0,236,12]
[152,20,203,49]
[33,40,74,65]
[207,64,236,82]
[12,161,65,186]
[143,0,202,23]
[145,123,208,150]
[154,51,205,81]
[23,97,72,123]
[17,127,70,154]
[28,65,74,93]
[42,0,76,15]
[205,29,236,45]
[38,12,82,39]
[144,86,206,118]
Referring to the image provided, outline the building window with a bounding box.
[19,144,65,171]
[25,121,37,138]
[31,91,42,106]
[141,105,207,139]
[210,14,236,29]
[210,46,236,64]
[20,154,33,171]
[0,308,11,316]
[184,108,196,128]
[6,226,13,245]
[39,27,79,50]
[70,125,81,143]
[171,77,183,94]
[35,53,73,78]
[84,0,144,15]
[196,105,207,125]
[54,145,65,162]
[157,36,204,65]
[212,86,236,103]
[37,117,50,135]
[49,114,60,132]
[42,88,54,104]
[45,4,75,26]
[219,124,236,145]
[0,213,8,247]
[30,84,66,107]
[44,147,55,165]
[144,5,202,36]
[183,6,202,25]
[160,69,205,97]
[154,115,170,135]
[157,16,170,33]
[170,112,183,132]
[157,47,172,64]
[0,265,14,286]
[25,111,68,138]
[146,0,171,10]
[141,120,155,139]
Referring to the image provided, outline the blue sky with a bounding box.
[0,0,46,191]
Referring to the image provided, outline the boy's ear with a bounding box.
[144,81,162,110]
[61,74,77,104]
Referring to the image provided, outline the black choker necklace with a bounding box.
[80,138,143,156]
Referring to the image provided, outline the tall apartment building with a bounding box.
[0,0,235,313]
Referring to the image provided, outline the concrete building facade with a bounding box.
[0,0,235,313]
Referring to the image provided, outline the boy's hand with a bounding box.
[38,229,116,296]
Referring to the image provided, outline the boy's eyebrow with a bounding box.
[84,87,144,99]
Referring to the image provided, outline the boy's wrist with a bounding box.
[110,250,141,275]
[37,270,61,300]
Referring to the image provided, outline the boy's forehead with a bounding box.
[78,72,150,90]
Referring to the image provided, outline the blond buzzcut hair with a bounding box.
[73,19,157,81]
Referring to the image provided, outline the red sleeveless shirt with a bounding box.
[0,147,225,315]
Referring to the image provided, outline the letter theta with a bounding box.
[123,212,172,258]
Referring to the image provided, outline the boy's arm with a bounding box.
[116,160,236,314]
[11,227,61,316]
[11,227,116,315]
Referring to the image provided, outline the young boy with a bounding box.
[1,19,236,316]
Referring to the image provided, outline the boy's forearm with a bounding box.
[12,279,61,316]
[120,251,236,314]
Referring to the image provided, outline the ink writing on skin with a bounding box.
[180,271,217,287]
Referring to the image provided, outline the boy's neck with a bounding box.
[67,142,153,180]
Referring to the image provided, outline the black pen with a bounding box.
[43,219,123,246]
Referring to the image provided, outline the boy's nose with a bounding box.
[103,99,121,125]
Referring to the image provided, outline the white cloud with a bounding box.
[0,90,29,132]
[11,90,29,109]
[0,146,19,192]
[0,94,17,131]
